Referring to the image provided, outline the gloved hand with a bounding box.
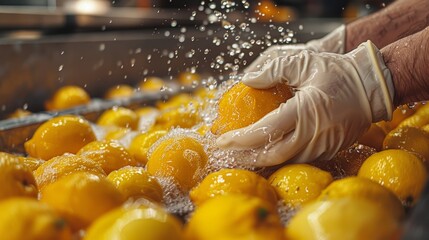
[216,41,394,167]
[245,25,346,73]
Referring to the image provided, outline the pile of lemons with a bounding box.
[1,77,428,240]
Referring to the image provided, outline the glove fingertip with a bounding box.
[242,72,275,89]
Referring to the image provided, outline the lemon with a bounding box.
[358,149,427,207]
[17,156,45,171]
[104,84,135,99]
[104,127,131,141]
[156,93,196,110]
[0,153,38,200]
[211,82,293,135]
[134,106,159,117]
[285,197,400,240]
[128,130,167,165]
[84,204,184,240]
[34,153,106,191]
[97,107,139,130]
[24,115,97,160]
[107,166,163,203]
[397,114,429,129]
[177,72,201,86]
[311,144,376,178]
[190,168,277,207]
[376,104,418,134]
[155,107,201,130]
[193,87,217,100]
[45,85,90,111]
[77,139,139,174]
[317,177,404,220]
[0,198,71,240]
[185,194,285,240]
[40,172,124,230]
[383,126,429,165]
[146,135,208,192]
[139,77,165,91]
[268,163,333,206]
[7,108,31,119]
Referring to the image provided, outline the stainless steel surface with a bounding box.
[0,18,342,117]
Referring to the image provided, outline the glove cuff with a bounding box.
[307,24,346,54]
[358,40,394,122]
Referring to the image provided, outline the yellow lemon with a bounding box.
[156,93,196,110]
[211,82,293,135]
[154,107,201,130]
[311,144,376,179]
[177,72,201,86]
[396,114,429,129]
[190,168,277,207]
[358,149,427,207]
[104,84,135,99]
[317,177,404,220]
[97,107,139,130]
[40,172,124,230]
[185,194,285,240]
[7,108,31,119]
[376,104,418,134]
[0,198,72,240]
[45,85,90,111]
[103,127,131,141]
[285,197,400,240]
[84,205,185,240]
[146,135,208,192]
[134,106,159,117]
[383,126,429,165]
[24,115,97,160]
[128,130,168,165]
[139,76,165,91]
[77,139,139,174]
[193,87,217,100]
[0,153,38,200]
[34,153,106,191]
[17,156,45,172]
[107,166,163,203]
[196,124,210,136]
[268,163,333,206]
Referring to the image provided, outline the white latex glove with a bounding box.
[216,40,394,167]
[245,24,346,73]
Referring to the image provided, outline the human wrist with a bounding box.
[381,27,429,106]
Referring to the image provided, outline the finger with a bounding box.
[242,51,310,89]
[216,95,299,150]
[244,46,306,73]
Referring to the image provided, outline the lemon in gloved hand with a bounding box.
[211,82,293,135]
[217,41,394,166]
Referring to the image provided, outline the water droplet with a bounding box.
[99,43,105,51]
[58,65,63,71]
[171,20,177,27]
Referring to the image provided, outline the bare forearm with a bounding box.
[346,0,429,52]
[381,26,429,106]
